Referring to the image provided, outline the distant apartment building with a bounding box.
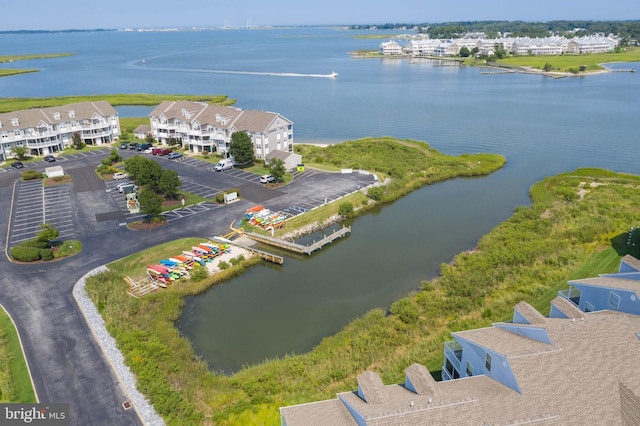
[0,101,120,161]
[567,36,618,54]
[381,35,618,58]
[148,101,293,159]
[379,40,402,55]
[280,254,640,425]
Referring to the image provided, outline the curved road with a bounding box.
[0,150,375,425]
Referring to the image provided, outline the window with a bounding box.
[466,361,474,377]
[609,292,621,309]
[585,302,595,312]
[485,354,492,372]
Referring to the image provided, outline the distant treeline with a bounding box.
[0,29,113,34]
[350,20,640,43]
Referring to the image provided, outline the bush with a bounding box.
[39,249,54,261]
[229,255,245,266]
[367,186,385,201]
[10,246,42,262]
[390,298,419,324]
[19,239,50,249]
[227,188,240,196]
[215,193,225,203]
[190,265,209,282]
[22,170,42,180]
[338,202,354,218]
[218,261,230,270]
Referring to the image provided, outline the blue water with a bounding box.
[3,28,639,373]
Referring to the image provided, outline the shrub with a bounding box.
[10,246,42,262]
[367,186,385,201]
[19,239,50,249]
[218,261,230,270]
[39,249,54,261]
[229,255,245,266]
[227,188,240,196]
[338,202,354,218]
[390,298,419,324]
[215,193,225,203]
[190,265,209,282]
[101,158,112,166]
[22,170,42,180]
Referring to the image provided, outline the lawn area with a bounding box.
[0,305,36,403]
[495,46,640,72]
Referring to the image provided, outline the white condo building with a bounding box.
[0,101,120,162]
[149,101,293,159]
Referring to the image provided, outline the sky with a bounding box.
[2,0,640,31]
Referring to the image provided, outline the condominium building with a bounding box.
[0,101,120,161]
[280,254,640,425]
[148,101,293,159]
[379,41,402,55]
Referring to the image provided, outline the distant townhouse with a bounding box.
[148,101,293,159]
[280,255,640,425]
[379,40,402,55]
[567,35,618,54]
[403,39,441,56]
[0,101,120,162]
[511,36,566,55]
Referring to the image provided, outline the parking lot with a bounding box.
[9,180,75,245]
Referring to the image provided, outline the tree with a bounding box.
[108,148,122,164]
[125,156,162,191]
[159,169,181,199]
[11,146,28,161]
[459,46,471,57]
[36,223,59,244]
[72,132,84,150]
[543,62,552,72]
[338,202,354,218]
[269,158,286,182]
[138,188,163,220]
[229,131,254,165]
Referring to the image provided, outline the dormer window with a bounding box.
[0,121,2,128]
[53,112,60,120]
[11,118,19,126]
[68,110,75,118]
[182,108,191,119]
[215,114,221,122]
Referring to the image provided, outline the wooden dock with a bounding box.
[246,225,351,255]
[243,246,284,264]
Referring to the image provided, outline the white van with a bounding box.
[214,158,235,171]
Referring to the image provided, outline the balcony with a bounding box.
[444,341,462,370]
[559,286,581,306]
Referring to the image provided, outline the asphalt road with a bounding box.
[0,149,376,425]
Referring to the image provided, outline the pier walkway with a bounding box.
[245,225,351,255]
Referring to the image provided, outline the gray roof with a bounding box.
[622,254,640,271]
[148,100,291,133]
[134,124,151,133]
[265,150,298,162]
[0,100,117,129]
[570,276,640,293]
[281,301,640,425]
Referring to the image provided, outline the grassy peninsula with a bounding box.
[0,94,234,114]
[0,54,74,78]
[469,45,640,74]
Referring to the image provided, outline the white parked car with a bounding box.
[116,182,138,193]
[113,172,128,180]
[144,147,153,154]
[260,175,276,184]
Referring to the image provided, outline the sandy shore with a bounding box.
[205,245,253,273]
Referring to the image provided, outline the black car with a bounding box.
[44,155,56,162]
[11,161,24,169]
[129,142,139,150]
[137,142,152,151]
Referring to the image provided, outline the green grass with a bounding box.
[494,46,640,72]
[0,305,36,403]
[0,94,235,114]
[107,237,206,280]
[51,240,82,259]
[0,69,38,77]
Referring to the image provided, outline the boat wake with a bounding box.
[132,61,337,78]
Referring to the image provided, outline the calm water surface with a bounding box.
[2,28,638,373]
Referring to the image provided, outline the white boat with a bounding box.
[328,71,338,78]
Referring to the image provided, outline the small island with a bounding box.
[0,53,74,77]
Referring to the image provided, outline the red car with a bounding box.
[151,148,162,155]
[158,149,172,156]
